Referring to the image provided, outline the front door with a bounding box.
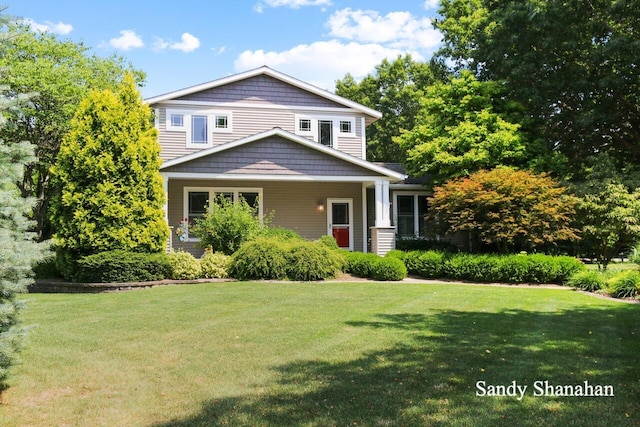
[328,198,353,250]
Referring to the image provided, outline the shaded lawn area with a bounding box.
[1,282,639,426]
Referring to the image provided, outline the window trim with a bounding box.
[182,186,264,242]
[294,114,358,149]
[392,191,430,238]
[166,108,233,148]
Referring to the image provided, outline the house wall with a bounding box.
[167,179,364,257]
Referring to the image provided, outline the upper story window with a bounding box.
[166,109,233,148]
[295,115,356,149]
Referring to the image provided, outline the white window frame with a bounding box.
[166,108,233,148]
[294,114,357,149]
[182,186,263,242]
[392,191,430,238]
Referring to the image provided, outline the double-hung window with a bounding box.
[393,192,430,238]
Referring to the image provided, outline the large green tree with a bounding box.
[50,74,168,279]
[0,82,48,390]
[396,71,543,185]
[0,16,143,240]
[335,55,448,162]
[434,0,640,178]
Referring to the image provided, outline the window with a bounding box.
[170,113,184,128]
[183,187,263,241]
[191,115,208,144]
[393,193,430,238]
[339,120,352,134]
[215,114,228,130]
[318,120,333,147]
[298,118,312,133]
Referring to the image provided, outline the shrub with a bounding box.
[229,238,289,280]
[370,257,408,281]
[285,241,344,281]
[567,271,605,292]
[167,251,202,280]
[200,248,231,279]
[74,250,171,283]
[259,227,303,242]
[606,270,640,298]
[414,251,446,279]
[191,195,265,255]
[33,255,61,279]
[345,252,380,278]
[316,234,340,250]
[385,250,406,260]
[443,253,496,282]
[395,237,459,252]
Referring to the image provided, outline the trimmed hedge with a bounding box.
[229,237,344,281]
[345,252,408,281]
[400,251,585,285]
[74,250,171,283]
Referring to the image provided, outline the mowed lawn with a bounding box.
[1,282,639,426]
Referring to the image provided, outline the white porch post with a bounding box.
[371,179,395,256]
[162,175,172,252]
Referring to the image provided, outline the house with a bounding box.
[146,66,430,257]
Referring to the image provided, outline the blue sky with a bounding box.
[7,0,442,98]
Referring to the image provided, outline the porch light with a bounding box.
[316,201,325,212]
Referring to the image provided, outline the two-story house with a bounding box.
[147,66,428,257]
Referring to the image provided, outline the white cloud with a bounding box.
[327,8,441,51]
[170,33,201,53]
[254,0,332,13]
[424,0,440,9]
[23,18,73,35]
[235,40,413,91]
[152,37,170,51]
[108,30,144,50]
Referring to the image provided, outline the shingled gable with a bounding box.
[160,128,407,181]
[145,66,382,126]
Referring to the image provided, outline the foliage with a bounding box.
[285,241,345,281]
[370,257,407,281]
[50,74,168,279]
[434,0,640,179]
[606,270,640,299]
[395,237,460,252]
[396,71,539,185]
[200,248,231,279]
[345,252,408,281]
[335,55,447,162]
[567,271,605,292]
[258,226,303,242]
[402,250,584,284]
[0,17,144,240]
[191,195,266,255]
[74,250,171,283]
[316,235,340,250]
[229,238,289,281]
[0,80,49,390]
[167,251,201,280]
[429,168,579,253]
[576,183,640,271]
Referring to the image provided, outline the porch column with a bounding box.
[371,179,395,256]
[162,175,172,252]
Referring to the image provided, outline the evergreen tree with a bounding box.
[0,83,47,390]
[50,74,169,279]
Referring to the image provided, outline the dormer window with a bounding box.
[294,115,356,149]
[166,109,233,148]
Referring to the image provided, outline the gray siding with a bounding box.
[177,75,344,108]
[162,136,377,177]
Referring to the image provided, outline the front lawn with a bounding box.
[2,282,639,426]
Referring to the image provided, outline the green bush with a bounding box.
[370,257,408,281]
[33,255,61,279]
[191,195,265,255]
[400,251,423,275]
[200,248,231,279]
[229,238,289,280]
[167,251,202,280]
[316,234,340,250]
[285,241,344,281]
[74,250,171,283]
[414,251,446,279]
[443,253,496,282]
[606,270,640,298]
[345,252,380,278]
[259,227,303,242]
[567,271,605,292]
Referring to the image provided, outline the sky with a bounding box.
[7,0,443,99]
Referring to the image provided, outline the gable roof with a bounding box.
[145,66,382,121]
[160,128,406,182]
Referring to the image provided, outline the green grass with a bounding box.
[2,282,639,426]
